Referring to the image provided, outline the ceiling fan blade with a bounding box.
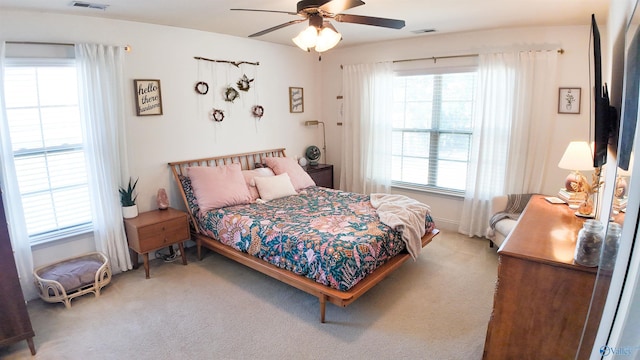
[334,14,405,29]
[318,0,365,14]
[248,19,306,37]
[230,8,299,16]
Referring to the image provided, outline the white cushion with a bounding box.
[254,173,297,201]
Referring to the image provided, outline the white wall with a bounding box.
[0,10,603,262]
[318,26,600,231]
[0,10,322,267]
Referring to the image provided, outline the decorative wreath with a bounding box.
[236,74,254,92]
[211,109,225,122]
[224,87,239,102]
[195,81,209,95]
[252,105,264,119]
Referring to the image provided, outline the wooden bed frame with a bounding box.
[168,148,439,323]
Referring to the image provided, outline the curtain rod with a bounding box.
[194,56,259,67]
[393,48,564,64]
[6,41,132,52]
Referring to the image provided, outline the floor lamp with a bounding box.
[304,120,326,164]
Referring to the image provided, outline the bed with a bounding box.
[168,148,439,322]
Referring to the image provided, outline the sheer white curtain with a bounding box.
[340,62,393,194]
[0,42,37,299]
[75,43,132,272]
[458,50,558,237]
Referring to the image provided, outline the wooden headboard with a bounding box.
[167,148,286,231]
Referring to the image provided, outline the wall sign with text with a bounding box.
[289,87,304,113]
[134,79,163,116]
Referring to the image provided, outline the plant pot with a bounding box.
[122,205,138,219]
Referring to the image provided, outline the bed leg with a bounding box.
[319,295,327,323]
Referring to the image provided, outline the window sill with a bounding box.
[391,182,465,198]
[30,224,94,248]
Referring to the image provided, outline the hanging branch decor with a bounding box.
[237,74,254,92]
[252,105,264,119]
[194,56,260,68]
[211,109,225,122]
[195,81,209,95]
[224,87,239,103]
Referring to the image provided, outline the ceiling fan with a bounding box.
[231,0,405,53]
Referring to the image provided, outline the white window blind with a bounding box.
[392,70,476,193]
[4,61,92,243]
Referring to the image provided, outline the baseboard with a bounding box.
[431,217,459,232]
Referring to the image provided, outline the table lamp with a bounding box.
[558,141,594,208]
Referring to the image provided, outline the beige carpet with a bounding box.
[1,230,498,360]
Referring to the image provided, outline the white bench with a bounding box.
[33,252,112,309]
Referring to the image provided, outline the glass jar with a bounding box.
[574,219,604,267]
[600,223,622,271]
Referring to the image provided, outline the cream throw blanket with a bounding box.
[370,193,431,260]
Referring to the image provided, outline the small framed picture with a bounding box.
[133,79,163,116]
[289,87,304,113]
[558,87,581,114]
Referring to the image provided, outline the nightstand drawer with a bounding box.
[137,217,189,252]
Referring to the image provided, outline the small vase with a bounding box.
[577,196,594,216]
[122,205,138,219]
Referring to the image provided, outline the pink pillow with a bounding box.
[264,156,315,191]
[187,163,252,212]
[242,168,275,202]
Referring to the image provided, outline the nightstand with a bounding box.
[124,208,189,279]
[303,164,334,189]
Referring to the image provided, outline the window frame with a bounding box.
[391,65,477,196]
[3,57,93,245]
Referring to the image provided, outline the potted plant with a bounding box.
[119,177,139,219]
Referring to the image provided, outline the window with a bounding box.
[3,59,92,244]
[392,69,477,193]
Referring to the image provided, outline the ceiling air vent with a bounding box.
[412,29,436,34]
[70,1,109,10]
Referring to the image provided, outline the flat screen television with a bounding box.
[619,13,640,171]
[591,14,618,168]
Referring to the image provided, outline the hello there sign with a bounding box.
[134,79,163,116]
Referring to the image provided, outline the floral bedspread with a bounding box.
[194,187,436,291]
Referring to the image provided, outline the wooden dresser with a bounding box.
[483,195,597,359]
[0,191,36,355]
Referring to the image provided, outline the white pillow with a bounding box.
[254,173,297,201]
[242,168,276,202]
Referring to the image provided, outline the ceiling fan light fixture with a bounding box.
[315,26,342,53]
[292,25,319,51]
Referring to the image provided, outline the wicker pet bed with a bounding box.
[33,252,112,308]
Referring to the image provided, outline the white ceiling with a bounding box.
[0,0,610,48]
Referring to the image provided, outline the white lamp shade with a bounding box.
[558,141,594,171]
[315,27,342,52]
[292,26,318,51]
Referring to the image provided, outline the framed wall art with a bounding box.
[134,79,163,116]
[289,87,304,113]
[558,87,581,114]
